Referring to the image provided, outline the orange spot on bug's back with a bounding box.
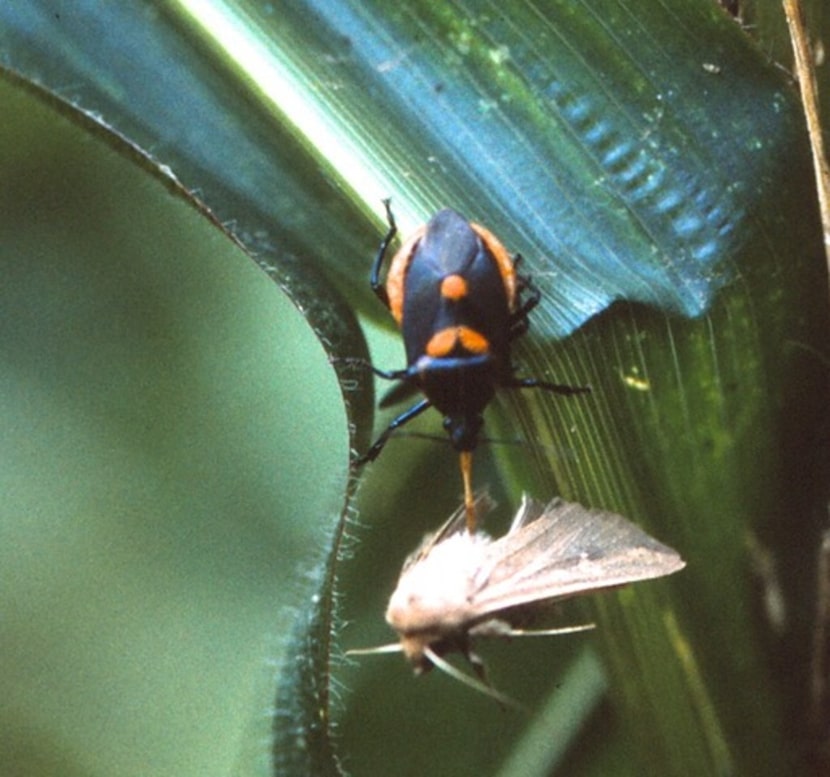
[458,327,489,354]
[440,274,468,301]
[425,327,490,358]
[425,328,457,357]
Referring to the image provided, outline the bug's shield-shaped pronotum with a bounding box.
[350,493,685,701]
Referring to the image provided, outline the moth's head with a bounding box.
[347,629,520,706]
[396,632,524,708]
[397,631,445,674]
[345,629,465,674]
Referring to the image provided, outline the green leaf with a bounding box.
[0,69,354,777]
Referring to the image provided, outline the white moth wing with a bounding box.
[465,498,685,619]
[506,493,546,532]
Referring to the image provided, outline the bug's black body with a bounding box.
[399,209,512,449]
[399,209,512,370]
[358,201,589,473]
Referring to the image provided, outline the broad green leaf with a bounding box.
[0,70,354,777]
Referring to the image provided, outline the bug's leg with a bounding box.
[506,376,592,395]
[331,356,410,382]
[378,377,421,409]
[356,398,432,465]
[336,356,412,380]
[509,259,541,341]
[370,199,398,309]
[508,306,533,340]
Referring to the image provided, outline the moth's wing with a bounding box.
[506,494,547,532]
[466,498,685,618]
[399,491,495,574]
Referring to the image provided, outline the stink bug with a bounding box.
[358,202,589,530]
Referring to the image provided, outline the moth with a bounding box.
[352,494,685,701]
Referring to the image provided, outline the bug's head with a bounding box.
[443,412,484,451]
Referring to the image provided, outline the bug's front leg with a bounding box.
[370,199,398,309]
[355,398,432,466]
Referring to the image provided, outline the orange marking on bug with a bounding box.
[425,327,490,358]
[425,328,458,358]
[458,327,490,354]
[440,274,468,301]
[386,225,427,325]
[470,222,517,310]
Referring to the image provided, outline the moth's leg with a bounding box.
[466,647,489,684]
